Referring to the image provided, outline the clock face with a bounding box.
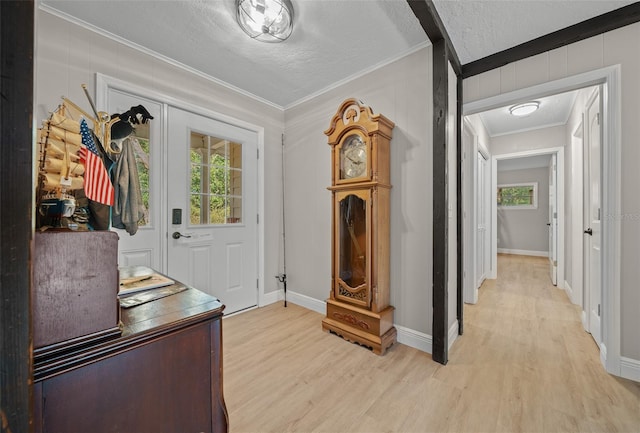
[340,135,367,179]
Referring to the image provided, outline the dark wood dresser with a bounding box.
[33,288,228,433]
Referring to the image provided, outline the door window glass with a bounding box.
[132,122,150,226]
[190,132,242,225]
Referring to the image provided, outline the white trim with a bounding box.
[448,320,459,351]
[40,4,282,110]
[462,119,478,304]
[96,74,267,316]
[282,295,435,355]
[395,325,433,354]
[600,66,622,376]
[464,65,622,378]
[259,289,282,307]
[286,291,326,315]
[497,248,548,257]
[564,280,578,305]
[490,146,564,287]
[620,357,640,383]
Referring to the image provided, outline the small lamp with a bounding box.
[236,0,294,43]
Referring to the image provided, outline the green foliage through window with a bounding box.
[190,133,242,225]
[132,125,150,226]
[497,183,537,208]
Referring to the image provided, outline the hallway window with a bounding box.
[497,182,537,209]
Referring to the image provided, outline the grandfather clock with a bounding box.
[321,98,397,355]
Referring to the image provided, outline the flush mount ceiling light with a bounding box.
[236,0,294,43]
[509,102,540,117]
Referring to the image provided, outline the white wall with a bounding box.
[464,23,640,361]
[35,10,286,295]
[284,47,434,335]
[497,167,550,253]
[490,125,566,156]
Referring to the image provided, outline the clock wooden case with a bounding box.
[322,98,397,355]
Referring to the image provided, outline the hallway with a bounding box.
[440,254,640,432]
[223,254,640,432]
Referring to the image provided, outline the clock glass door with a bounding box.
[336,191,370,307]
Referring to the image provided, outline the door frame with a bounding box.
[96,73,268,307]
[583,87,602,342]
[463,65,622,375]
[491,147,565,289]
[462,118,491,304]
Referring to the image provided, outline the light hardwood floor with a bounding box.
[223,254,640,432]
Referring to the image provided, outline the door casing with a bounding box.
[463,65,622,376]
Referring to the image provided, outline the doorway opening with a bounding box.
[461,65,622,376]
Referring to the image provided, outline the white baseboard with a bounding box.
[448,320,459,350]
[497,248,549,257]
[581,310,588,332]
[564,280,576,304]
[282,292,435,355]
[620,357,640,382]
[287,290,326,314]
[396,325,432,354]
[259,289,282,307]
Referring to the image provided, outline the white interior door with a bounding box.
[584,89,602,346]
[548,154,558,285]
[107,89,164,271]
[166,106,258,314]
[476,151,488,288]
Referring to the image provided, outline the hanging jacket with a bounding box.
[112,136,144,235]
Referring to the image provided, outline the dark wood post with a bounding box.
[406,0,462,365]
[1,1,35,432]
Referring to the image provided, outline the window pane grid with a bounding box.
[497,183,537,208]
[190,132,242,225]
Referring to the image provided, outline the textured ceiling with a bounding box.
[433,0,636,65]
[40,0,429,108]
[40,1,635,109]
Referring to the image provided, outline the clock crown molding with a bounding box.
[325,98,395,146]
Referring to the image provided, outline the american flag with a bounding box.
[79,118,114,206]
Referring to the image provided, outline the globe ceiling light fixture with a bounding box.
[236,0,294,43]
[509,101,540,117]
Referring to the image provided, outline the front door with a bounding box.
[548,153,558,285]
[166,106,258,314]
[584,88,602,346]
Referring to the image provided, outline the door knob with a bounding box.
[547,223,551,226]
[584,228,593,236]
[172,231,191,239]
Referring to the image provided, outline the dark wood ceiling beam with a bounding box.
[406,0,461,74]
[462,2,640,78]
